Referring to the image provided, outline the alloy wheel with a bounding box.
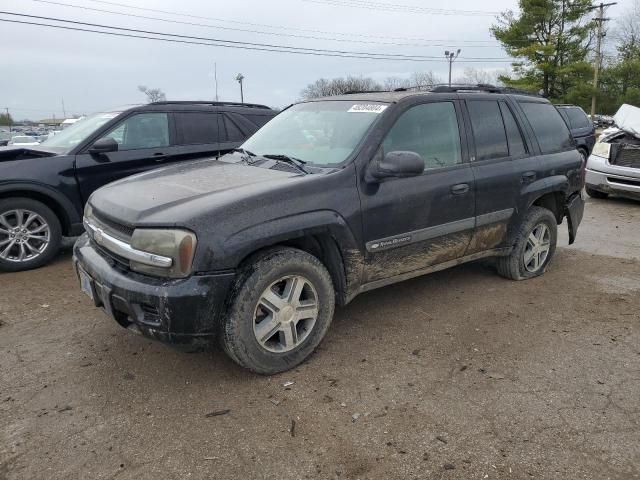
[523,223,551,273]
[253,275,319,353]
[0,209,51,263]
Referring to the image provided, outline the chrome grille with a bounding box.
[612,145,640,169]
[91,211,134,240]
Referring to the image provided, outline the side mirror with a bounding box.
[367,151,425,181]
[89,137,118,154]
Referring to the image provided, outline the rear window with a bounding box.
[564,107,592,129]
[174,112,220,145]
[519,102,573,154]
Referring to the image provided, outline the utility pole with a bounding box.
[589,2,616,118]
[61,98,66,118]
[214,62,219,102]
[5,107,11,132]
[235,73,244,103]
[444,49,461,87]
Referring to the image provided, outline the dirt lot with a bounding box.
[1,196,639,480]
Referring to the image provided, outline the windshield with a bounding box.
[242,101,388,165]
[41,111,121,152]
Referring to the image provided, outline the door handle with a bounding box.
[153,153,168,162]
[450,183,470,195]
[521,171,537,184]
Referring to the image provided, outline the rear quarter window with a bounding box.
[565,107,592,129]
[243,114,273,128]
[519,102,574,154]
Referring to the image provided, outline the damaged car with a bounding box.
[586,103,640,200]
[74,85,585,374]
[0,101,276,272]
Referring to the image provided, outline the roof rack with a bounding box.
[150,100,272,110]
[429,84,541,97]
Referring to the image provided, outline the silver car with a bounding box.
[586,104,640,200]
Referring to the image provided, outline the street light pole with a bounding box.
[235,73,245,103]
[444,49,461,87]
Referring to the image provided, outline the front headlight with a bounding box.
[83,202,93,222]
[592,142,611,159]
[130,229,197,278]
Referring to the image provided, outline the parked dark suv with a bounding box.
[556,104,596,161]
[74,86,585,374]
[0,101,276,272]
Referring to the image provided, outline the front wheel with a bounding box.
[221,247,335,375]
[0,198,62,272]
[496,207,558,281]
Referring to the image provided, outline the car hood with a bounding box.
[613,104,640,138]
[0,145,62,161]
[90,158,304,225]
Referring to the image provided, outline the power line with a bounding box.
[75,0,501,44]
[30,0,504,49]
[0,11,514,62]
[301,0,500,16]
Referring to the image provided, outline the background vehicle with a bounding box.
[0,131,10,146]
[586,103,640,200]
[0,101,277,272]
[556,104,595,161]
[74,85,585,374]
[8,135,40,146]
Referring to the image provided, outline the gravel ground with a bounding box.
[1,196,639,480]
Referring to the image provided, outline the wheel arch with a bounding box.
[0,184,81,236]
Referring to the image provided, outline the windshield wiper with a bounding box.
[231,148,257,163]
[262,154,310,174]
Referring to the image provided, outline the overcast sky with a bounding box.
[0,0,631,120]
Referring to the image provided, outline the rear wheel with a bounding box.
[0,198,62,272]
[221,247,335,375]
[585,186,608,199]
[496,207,557,281]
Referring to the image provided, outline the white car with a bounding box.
[7,135,40,146]
[586,104,640,200]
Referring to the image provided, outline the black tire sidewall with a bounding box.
[0,198,62,272]
[513,208,557,279]
[222,248,335,375]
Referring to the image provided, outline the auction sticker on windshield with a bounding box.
[348,104,388,113]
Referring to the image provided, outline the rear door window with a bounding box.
[520,102,574,154]
[174,112,220,145]
[499,102,527,157]
[467,100,509,161]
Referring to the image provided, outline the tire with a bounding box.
[496,207,557,281]
[221,247,335,375]
[0,198,62,272]
[585,186,608,199]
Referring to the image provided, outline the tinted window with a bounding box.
[383,102,462,169]
[467,100,508,161]
[174,112,219,145]
[244,114,273,128]
[520,102,573,154]
[565,107,591,129]
[499,102,527,157]
[101,113,169,150]
[223,115,244,142]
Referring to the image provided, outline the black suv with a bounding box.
[74,86,585,374]
[556,104,596,161]
[0,101,276,272]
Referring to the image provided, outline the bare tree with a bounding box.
[409,71,442,89]
[614,0,640,59]
[382,76,412,90]
[300,76,382,99]
[455,67,510,86]
[138,85,167,103]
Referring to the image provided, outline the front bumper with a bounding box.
[585,153,640,198]
[73,234,235,347]
[586,168,640,197]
